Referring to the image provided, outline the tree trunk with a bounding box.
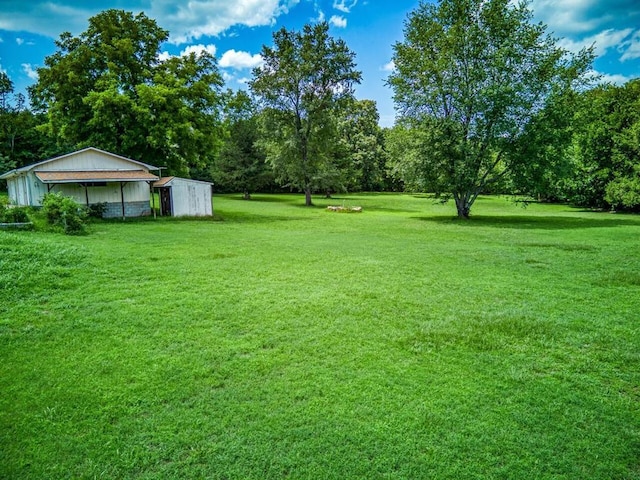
[454,194,471,219]
[243,190,251,200]
[304,186,313,206]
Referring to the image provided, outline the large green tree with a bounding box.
[29,9,224,176]
[388,0,593,218]
[250,22,361,206]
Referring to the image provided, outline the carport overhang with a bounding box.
[35,170,159,219]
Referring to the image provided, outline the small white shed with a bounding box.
[153,176,213,217]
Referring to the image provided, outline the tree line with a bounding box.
[1,0,639,216]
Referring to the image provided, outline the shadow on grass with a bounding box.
[95,214,222,224]
[318,196,425,214]
[413,214,640,230]
[220,194,302,204]
[214,210,310,224]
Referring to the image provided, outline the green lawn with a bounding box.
[1,194,639,479]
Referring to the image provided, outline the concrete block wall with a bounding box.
[101,201,152,218]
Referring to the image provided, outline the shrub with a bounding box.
[0,197,32,224]
[2,206,31,223]
[605,176,640,212]
[41,192,88,235]
[87,202,107,218]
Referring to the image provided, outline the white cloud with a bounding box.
[557,27,640,64]
[0,3,97,38]
[531,0,606,35]
[531,0,640,37]
[21,63,38,80]
[329,15,347,28]
[591,28,635,56]
[157,51,172,62]
[219,49,263,69]
[588,69,633,85]
[157,44,217,62]
[381,61,395,72]
[600,73,633,84]
[620,31,640,61]
[558,28,635,57]
[0,1,300,45]
[150,0,301,44]
[221,71,234,83]
[333,0,357,13]
[180,44,217,57]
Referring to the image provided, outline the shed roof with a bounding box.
[0,147,160,179]
[153,176,176,187]
[153,176,213,187]
[35,170,159,183]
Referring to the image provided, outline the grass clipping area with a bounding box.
[1,194,639,479]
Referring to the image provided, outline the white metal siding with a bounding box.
[29,172,47,205]
[22,175,30,205]
[43,151,144,171]
[169,178,212,217]
[48,181,151,205]
[7,178,17,204]
[8,174,32,206]
[7,175,150,207]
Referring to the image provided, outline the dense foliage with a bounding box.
[29,10,224,177]
[337,100,390,192]
[209,91,275,198]
[0,72,64,180]
[565,79,640,211]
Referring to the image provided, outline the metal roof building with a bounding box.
[0,147,159,218]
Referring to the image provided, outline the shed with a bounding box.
[153,176,213,217]
[0,147,159,218]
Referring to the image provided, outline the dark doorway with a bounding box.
[159,188,172,216]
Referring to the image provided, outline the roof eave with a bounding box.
[3,147,161,174]
[0,169,18,180]
[38,178,158,184]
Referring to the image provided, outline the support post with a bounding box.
[151,183,157,219]
[120,182,126,220]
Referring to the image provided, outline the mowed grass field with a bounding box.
[1,193,639,479]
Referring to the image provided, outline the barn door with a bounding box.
[160,188,172,216]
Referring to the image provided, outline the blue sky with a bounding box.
[0,0,639,127]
